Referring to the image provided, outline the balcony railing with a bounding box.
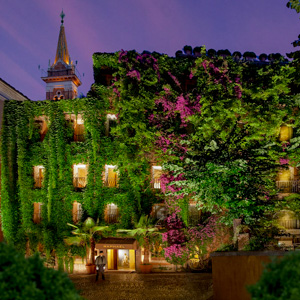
[106,213,119,224]
[151,179,161,189]
[279,219,300,229]
[276,181,300,193]
[34,177,43,188]
[73,177,87,188]
[104,177,118,187]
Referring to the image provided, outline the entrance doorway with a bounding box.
[107,249,136,271]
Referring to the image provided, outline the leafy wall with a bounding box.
[1,47,300,255]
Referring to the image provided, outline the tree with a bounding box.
[117,215,159,264]
[65,217,110,265]
[0,243,82,300]
[249,251,300,299]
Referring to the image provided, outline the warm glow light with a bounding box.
[279,126,293,142]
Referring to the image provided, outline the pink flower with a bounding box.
[279,158,289,165]
[127,70,141,81]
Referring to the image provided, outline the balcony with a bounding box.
[106,213,119,224]
[73,177,87,189]
[34,177,43,188]
[279,219,300,230]
[276,181,300,193]
[151,178,161,189]
[104,177,118,187]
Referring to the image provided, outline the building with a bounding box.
[1,12,299,273]
[0,78,28,242]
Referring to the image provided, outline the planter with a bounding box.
[211,251,285,300]
[85,264,96,274]
[140,264,152,274]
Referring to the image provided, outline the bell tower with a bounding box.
[42,11,81,100]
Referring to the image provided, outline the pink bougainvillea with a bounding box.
[279,158,289,165]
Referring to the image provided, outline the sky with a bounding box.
[1,0,300,100]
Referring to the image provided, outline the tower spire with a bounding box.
[41,11,81,100]
[54,10,70,65]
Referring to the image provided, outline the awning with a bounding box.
[96,238,138,250]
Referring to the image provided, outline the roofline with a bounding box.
[0,77,30,100]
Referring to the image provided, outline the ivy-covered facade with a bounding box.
[3,31,300,272]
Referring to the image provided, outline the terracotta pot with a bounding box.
[86,264,96,274]
[140,264,152,274]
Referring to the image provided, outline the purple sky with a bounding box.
[1,0,300,100]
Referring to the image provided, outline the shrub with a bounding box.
[0,243,82,300]
[249,251,300,300]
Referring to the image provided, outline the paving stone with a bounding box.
[70,273,213,300]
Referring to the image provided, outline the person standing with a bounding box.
[95,250,107,281]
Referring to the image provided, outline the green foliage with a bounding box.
[0,243,82,300]
[249,252,300,300]
[1,94,160,254]
[65,217,110,264]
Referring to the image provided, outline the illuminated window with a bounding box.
[105,114,117,137]
[73,164,88,189]
[65,114,85,141]
[277,167,299,193]
[34,166,45,188]
[72,201,83,223]
[105,203,119,223]
[74,115,85,141]
[279,126,293,142]
[152,166,162,189]
[33,202,43,224]
[53,90,64,100]
[104,165,118,187]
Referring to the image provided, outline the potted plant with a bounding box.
[65,217,110,274]
[117,215,160,273]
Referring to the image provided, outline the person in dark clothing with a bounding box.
[95,250,107,281]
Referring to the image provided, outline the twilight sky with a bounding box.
[1,0,300,100]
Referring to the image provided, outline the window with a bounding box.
[105,114,117,137]
[34,166,45,188]
[73,164,88,189]
[188,203,201,226]
[64,114,85,141]
[33,202,43,224]
[279,126,293,142]
[74,115,85,142]
[152,204,167,220]
[105,203,119,223]
[34,116,48,141]
[72,201,83,223]
[151,166,162,189]
[104,165,118,187]
[276,167,300,193]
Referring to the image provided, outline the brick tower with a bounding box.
[42,11,81,100]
